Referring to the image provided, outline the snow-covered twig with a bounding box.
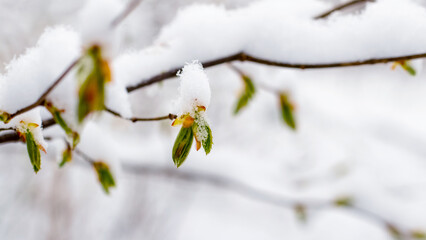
[127,51,426,92]
[6,0,143,122]
[8,58,80,120]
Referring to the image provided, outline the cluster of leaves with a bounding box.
[233,71,297,130]
[172,106,213,168]
[0,45,116,193]
[77,45,111,122]
[392,60,416,76]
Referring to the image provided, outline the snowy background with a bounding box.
[1,0,426,239]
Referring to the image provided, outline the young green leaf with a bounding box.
[172,126,194,168]
[386,224,402,240]
[234,75,256,114]
[401,61,416,76]
[77,45,110,123]
[411,231,426,239]
[0,111,11,123]
[294,204,307,223]
[333,196,353,207]
[202,123,213,154]
[25,130,41,173]
[279,93,296,130]
[392,60,416,76]
[93,161,116,194]
[45,102,80,148]
[192,118,213,155]
[59,145,72,168]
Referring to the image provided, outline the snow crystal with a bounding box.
[194,111,209,142]
[176,61,211,116]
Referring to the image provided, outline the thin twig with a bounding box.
[228,63,282,95]
[105,108,177,122]
[9,58,80,120]
[127,51,426,92]
[110,0,143,28]
[122,162,411,238]
[0,127,14,132]
[0,108,176,145]
[0,118,59,144]
[74,148,95,164]
[315,0,375,19]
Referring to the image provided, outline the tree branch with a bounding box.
[110,0,143,28]
[127,51,426,92]
[6,0,144,121]
[105,108,177,122]
[0,118,56,144]
[9,58,80,120]
[314,0,375,19]
[121,162,413,239]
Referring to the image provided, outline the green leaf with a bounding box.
[401,62,416,76]
[45,102,80,148]
[234,75,256,114]
[202,123,213,154]
[192,118,213,155]
[59,145,72,168]
[386,224,402,240]
[25,130,41,173]
[93,161,116,194]
[77,45,109,123]
[279,93,296,130]
[294,204,307,223]
[0,111,11,123]
[412,231,426,239]
[172,126,194,168]
[333,196,353,207]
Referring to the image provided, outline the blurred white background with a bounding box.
[1,0,426,240]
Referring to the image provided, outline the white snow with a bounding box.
[117,0,426,88]
[1,0,426,240]
[0,108,47,151]
[0,26,80,114]
[77,0,124,59]
[176,61,211,116]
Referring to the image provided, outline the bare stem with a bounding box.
[315,0,375,19]
[122,162,410,239]
[110,0,143,28]
[105,108,177,122]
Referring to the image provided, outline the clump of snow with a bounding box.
[176,61,211,116]
[78,121,121,178]
[0,26,81,114]
[106,71,132,118]
[0,108,47,151]
[77,0,124,59]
